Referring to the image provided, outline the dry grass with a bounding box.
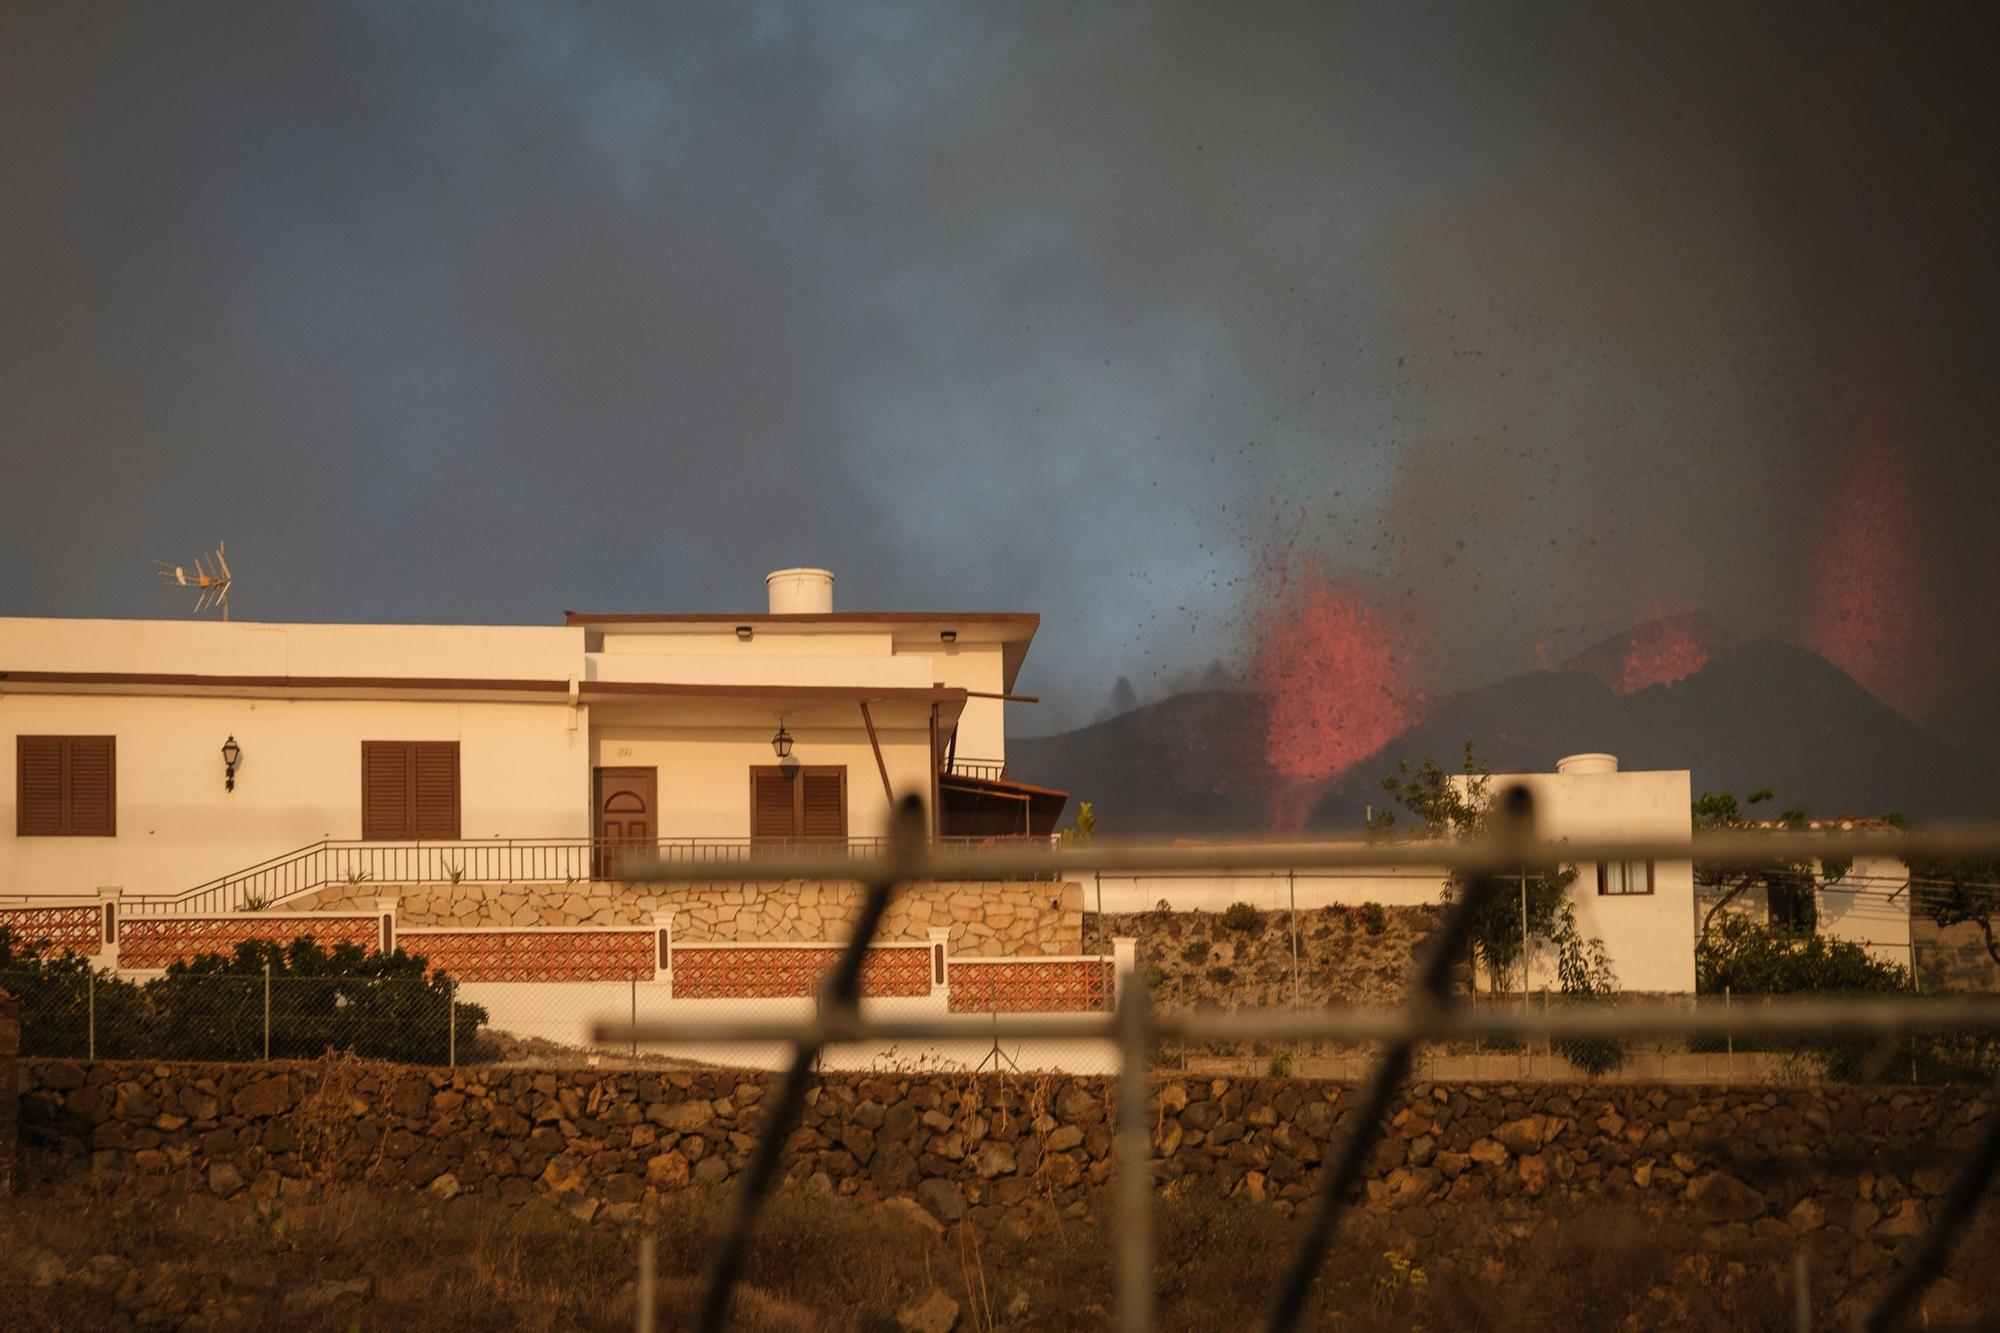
[2,1155,1996,1330]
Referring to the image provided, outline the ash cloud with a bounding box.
[1,3,1994,731]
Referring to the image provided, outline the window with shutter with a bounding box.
[800,768,846,841]
[361,741,460,840]
[412,742,461,839]
[749,765,847,843]
[751,768,798,843]
[16,736,116,836]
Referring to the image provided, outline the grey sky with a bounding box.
[3,2,1994,731]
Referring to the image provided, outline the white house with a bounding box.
[0,569,1066,907]
[1086,753,1699,992]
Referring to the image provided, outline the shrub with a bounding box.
[1692,916,1995,1082]
[1266,1050,1294,1077]
[1358,902,1388,935]
[1696,914,1906,995]
[0,927,485,1065]
[0,928,150,1059]
[1144,963,1168,988]
[1220,902,1261,932]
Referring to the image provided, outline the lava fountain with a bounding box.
[1251,556,1422,831]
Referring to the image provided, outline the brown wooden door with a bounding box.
[594,767,658,880]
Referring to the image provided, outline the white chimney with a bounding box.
[766,567,835,614]
[1556,752,1619,775]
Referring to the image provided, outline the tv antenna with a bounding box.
[155,542,234,620]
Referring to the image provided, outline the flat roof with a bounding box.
[564,611,1039,633]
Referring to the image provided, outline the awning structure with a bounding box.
[938,771,1069,838]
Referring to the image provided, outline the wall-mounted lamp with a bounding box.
[939,629,957,644]
[735,625,754,641]
[221,735,242,792]
[770,723,794,759]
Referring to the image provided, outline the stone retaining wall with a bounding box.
[1084,903,1437,1009]
[289,880,1082,957]
[16,1057,1990,1297]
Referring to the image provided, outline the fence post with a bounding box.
[652,908,675,993]
[636,1232,657,1333]
[87,970,95,1061]
[1288,870,1300,1009]
[926,927,950,1002]
[374,897,400,955]
[95,886,122,972]
[263,961,271,1061]
[630,970,638,1060]
[1724,984,1733,1084]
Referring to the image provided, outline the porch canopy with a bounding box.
[938,771,1069,838]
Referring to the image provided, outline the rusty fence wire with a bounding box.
[598,794,2000,1333]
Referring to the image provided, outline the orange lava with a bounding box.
[1251,557,1421,826]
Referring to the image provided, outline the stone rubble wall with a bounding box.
[1914,916,2000,991]
[1084,903,1438,1010]
[288,880,1083,958]
[15,1056,1991,1299]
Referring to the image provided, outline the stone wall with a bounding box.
[289,880,1082,957]
[1915,916,2000,992]
[1084,903,1438,1010]
[0,991,16,1196]
[17,1056,1991,1299]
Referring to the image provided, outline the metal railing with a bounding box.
[598,796,2000,1333]
[944,757,1009,780]
[117,833,1062,916]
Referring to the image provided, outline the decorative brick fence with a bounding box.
[15,1059,1991,1300]
[0,900,1120,1015]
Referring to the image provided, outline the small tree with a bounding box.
[1375,745,1624,1072]
[1691,789,1850,943]
[1898,810,2000,967]
[1375,745,1589,990]
[1061,800,1096,843]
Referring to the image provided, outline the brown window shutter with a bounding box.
[17,736,66,836]
[361,741,414,840]
[800,768,846,840]
[65,736,116,835]
[412,742,460,839]
[751,768,797,842]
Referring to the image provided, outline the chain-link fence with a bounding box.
[0,968,478,1065]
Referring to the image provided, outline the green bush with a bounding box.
[1697,914,1907,995]
[0,927,484,1065]
[1358,902,1388,935]
[1220,902,1262,932]
[1694,917,1995,1083]
[1266,1050,1294,1077]
[1144,963,1168,988]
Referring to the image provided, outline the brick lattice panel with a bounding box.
[948,960,1116,1013]
[118,916,379,970]
[0,905,103,959]
[406,931,655,983]
[671,946,931,999]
